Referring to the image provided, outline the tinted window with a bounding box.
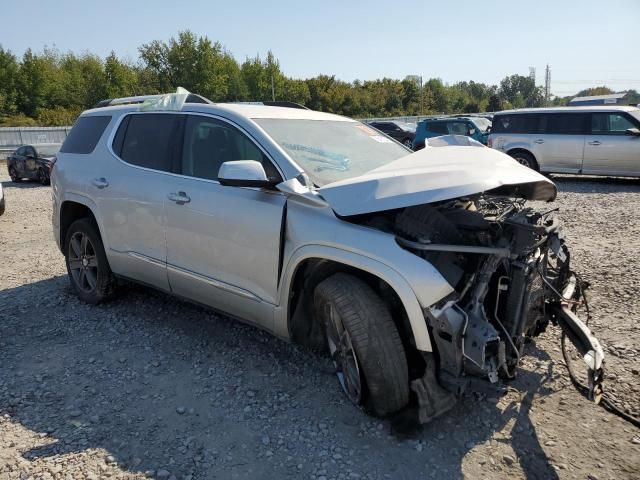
[541,113,587,134]
[427,122,449,134]
[25,147,36,157]
[15,147,26,156]
[119,114,180,172]
[491,114,540,134]
[181,115,279,181]
[447,122,469,135]
[60,116,111,154]
[591,113,636,135]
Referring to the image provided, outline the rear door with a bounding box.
[95,113,181,290]
[533,113,588,173]
[583,112,640,176]
[164,113,286,327]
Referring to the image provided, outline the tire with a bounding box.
[403,138,414,149]
[509,151,539,171]
[314,273,409,416]
[0,195,5,216]
[37,167,50,185]
[8,166,21,183]
[64,218,117,304]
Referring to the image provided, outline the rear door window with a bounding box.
[117,114,181,173]
[540,113,588,134]
[591,113,637,135]
[428,122,449,134]
[60,116,112,154]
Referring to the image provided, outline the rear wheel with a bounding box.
[8,166,21,183]
[509,151,539,171]
[314,273,409,416]
[64,218,117,304]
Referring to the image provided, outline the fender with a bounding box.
[275,244,437,352]
[57,192,109,251]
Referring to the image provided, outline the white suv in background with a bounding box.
[488,106,640,176]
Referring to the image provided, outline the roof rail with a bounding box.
[93,93,212,108]
[229,101,309,110]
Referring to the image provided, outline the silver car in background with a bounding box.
[488,106,640,176]
[51,93,604,424]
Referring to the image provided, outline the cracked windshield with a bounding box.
[255,119,410,186]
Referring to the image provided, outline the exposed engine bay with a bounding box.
[354,195,605,416]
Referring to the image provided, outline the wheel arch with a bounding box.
[506,147,539,170]
[276,245,433,353]
[59,196,103,251]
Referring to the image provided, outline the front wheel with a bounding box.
[314,273,409,416]
[64,218,117,304]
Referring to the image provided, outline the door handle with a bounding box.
[533,139,544,144]
[92,177,109,189]
[588,141,601,146]
[167,191,191,205]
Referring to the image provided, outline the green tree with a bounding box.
[0,46,19,115]
[498,74,543,108]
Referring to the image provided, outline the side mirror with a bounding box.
[625,128,640,136]
[468,128,476,136]
[218,160,276,188]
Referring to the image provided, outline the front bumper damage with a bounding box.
[399,207,605,423]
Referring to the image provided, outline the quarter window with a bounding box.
[117,114,180,172]
[591,113,636,135]
[60,116,112,154]
[181,115,279,181]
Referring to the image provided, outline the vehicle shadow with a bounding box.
[1,276,560,479]
[1,179,47,189]
[551,174,640,194]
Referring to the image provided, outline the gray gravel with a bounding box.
[1,171,639,479]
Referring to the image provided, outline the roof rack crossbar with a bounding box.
[93,93,212,109]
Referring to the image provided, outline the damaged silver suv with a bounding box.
[52,92,604,423]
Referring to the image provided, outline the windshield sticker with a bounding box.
[371,135,392,143]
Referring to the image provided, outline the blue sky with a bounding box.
[2,0,639,96]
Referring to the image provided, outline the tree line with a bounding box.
[0,31,635,127]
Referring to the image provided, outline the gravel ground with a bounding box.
[1,170,639,480]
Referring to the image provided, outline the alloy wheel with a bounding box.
[515,156,531,168]
[324,303,363,404]
[68,232,99,293]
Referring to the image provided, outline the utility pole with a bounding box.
[544,64,551,106]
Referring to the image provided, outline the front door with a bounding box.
[24,146,38,177]
[165,114,286,328]
[583,112,640,176]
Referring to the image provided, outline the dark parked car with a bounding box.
[7,143,61,185]
[368,121,416,149]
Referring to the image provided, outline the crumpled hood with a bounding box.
[318,146,557,216]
